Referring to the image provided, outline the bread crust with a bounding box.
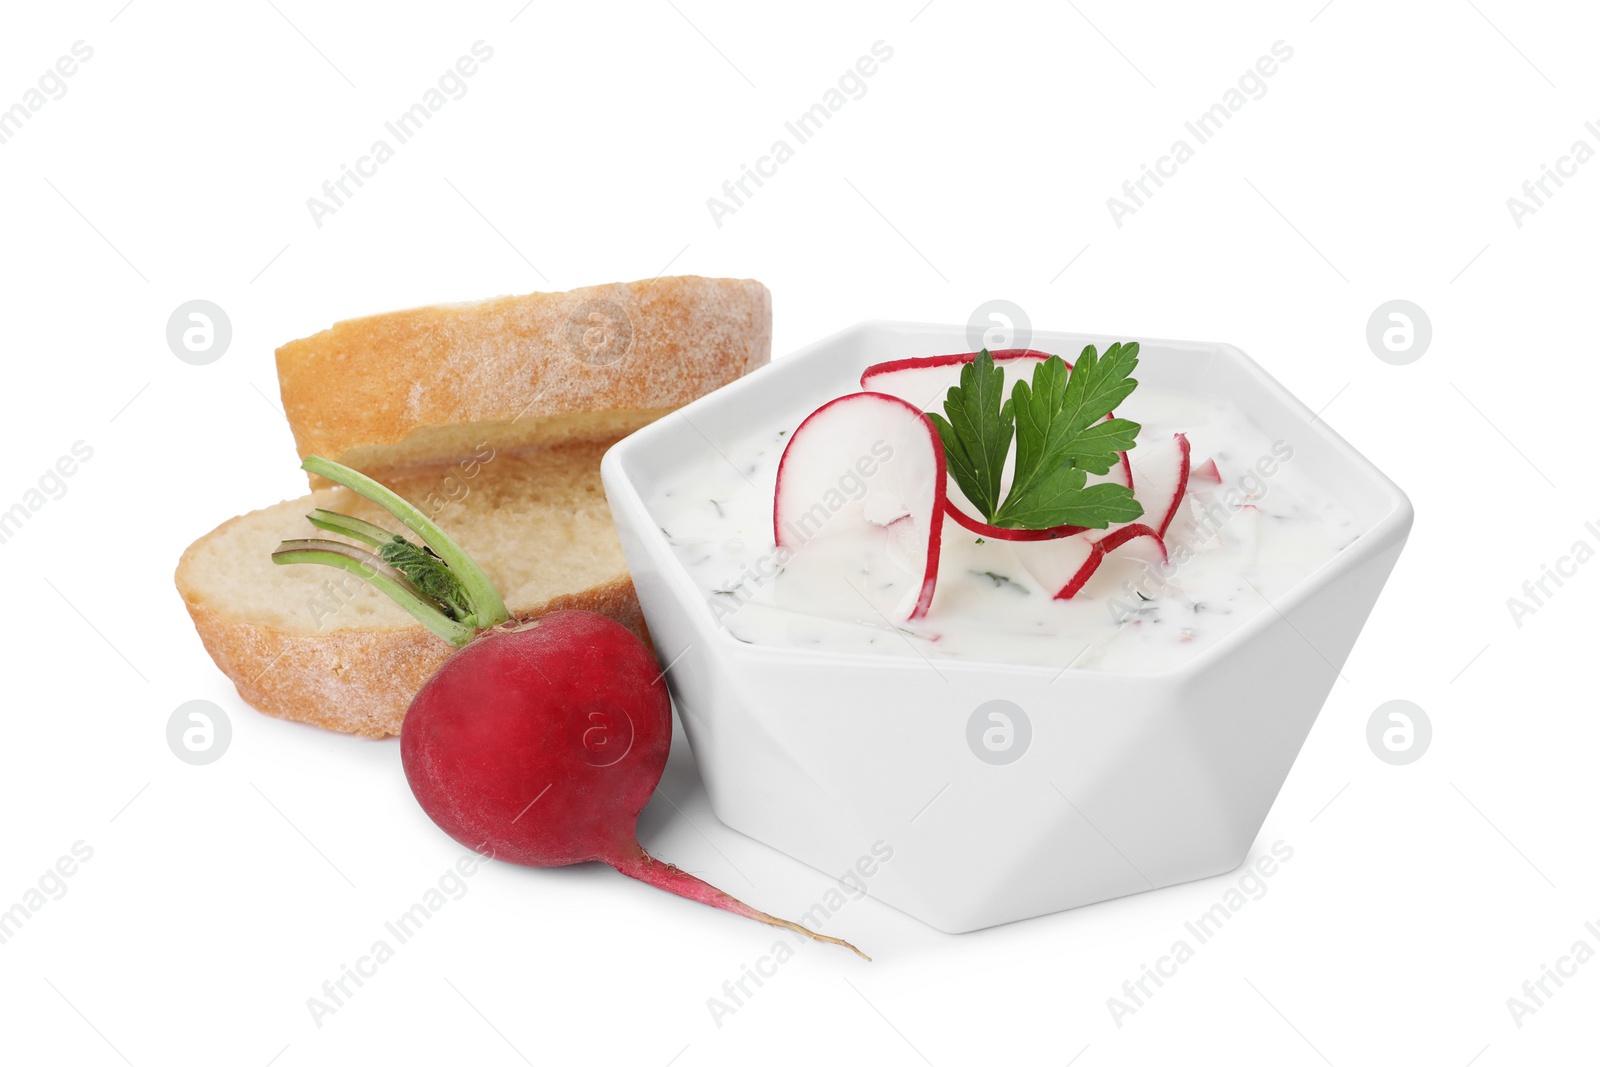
[276,275,771,487]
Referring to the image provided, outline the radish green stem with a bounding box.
[272,538,477,647]
[305,508,396,548]
[301,456,510,629]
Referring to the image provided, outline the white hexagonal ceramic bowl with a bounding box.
[601,321,1412,933]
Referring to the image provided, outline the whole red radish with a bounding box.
[274,458,865,958]
[401,611,863,956]
[400,612,668,868]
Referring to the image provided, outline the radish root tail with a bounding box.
[606,846,870,961]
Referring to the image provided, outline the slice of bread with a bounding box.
[277,275,771,487]
[178,445,642,737]
[178,276,770,737]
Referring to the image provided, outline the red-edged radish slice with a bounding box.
[1013,433,1188,599]
[1011,534,1098,597]
[1192,457,1222,484]
[1128,432,1191,538]
[859,349,1056,409]
[1012,523,1168,600]
[773,391,946,620]
[1057,524,1167,599]
[942,498,1088,541]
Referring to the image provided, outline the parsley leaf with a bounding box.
[936,344,1145,530]
[927,350,1013,519]
[991,471,1143,529]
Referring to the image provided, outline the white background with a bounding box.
[1,1,1596,1064]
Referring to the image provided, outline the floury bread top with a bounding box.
[275,276,771,489]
